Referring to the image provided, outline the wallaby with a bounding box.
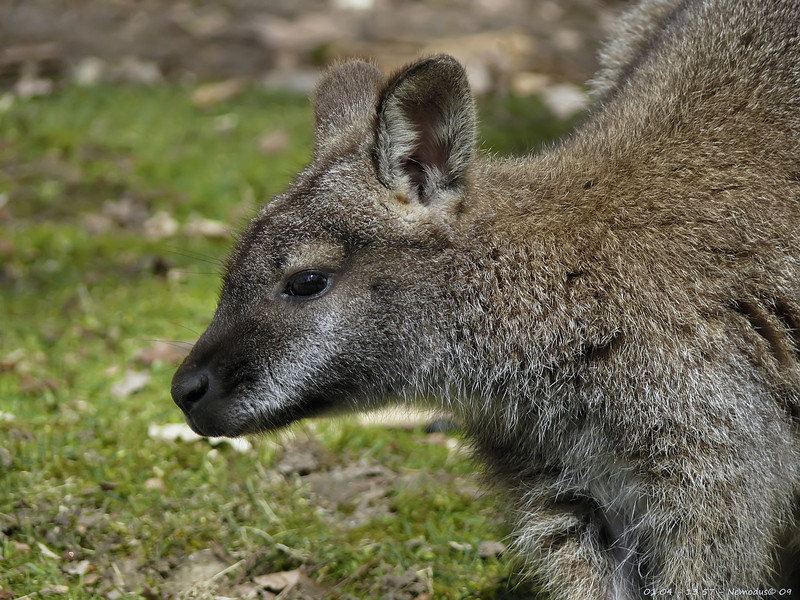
[172,0,800,596]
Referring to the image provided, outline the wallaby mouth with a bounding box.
[171,352,343,437]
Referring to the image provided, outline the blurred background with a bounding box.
[1,0,622,97]
[1,2,626,599]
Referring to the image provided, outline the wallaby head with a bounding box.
[173,0,800,595]
[171,56,477,437]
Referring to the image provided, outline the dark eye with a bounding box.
[284,270,330,298]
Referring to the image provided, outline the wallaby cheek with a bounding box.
[177,297,401,435]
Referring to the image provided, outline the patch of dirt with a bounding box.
[300,461,395,527]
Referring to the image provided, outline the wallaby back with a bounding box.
[173,0,800,596]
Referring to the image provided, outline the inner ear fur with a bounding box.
[374,55,476,205]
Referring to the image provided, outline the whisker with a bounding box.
[171,269,223,277]
[161,245,227,268]
[137,337,195,349]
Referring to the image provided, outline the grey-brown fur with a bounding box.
[172,0,800,596]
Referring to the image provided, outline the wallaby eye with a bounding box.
[284,270,330,298]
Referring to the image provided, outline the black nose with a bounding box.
[171,367,210,413]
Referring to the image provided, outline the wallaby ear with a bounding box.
[374,55,476,205]
[312,60,383,155]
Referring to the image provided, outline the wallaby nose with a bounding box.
[171,367,210,413]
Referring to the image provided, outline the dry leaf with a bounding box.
[253,569,300,592]
[135,340,189,367]
[63,559,92,576]
[192,80,243,107]
[148,423,253,452]
[183,215,230,240]
[145,477,166,491]
[14,77,53,99]
[257,129,289,155]
[148,423,201,443]
[110,370,150,398]
[477,540,506,557]
[540,83,589,119]
[38,585,69,596]
[143,211,179,240]
[38,542,60,559]
[448,541,471,552]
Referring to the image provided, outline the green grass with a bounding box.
[0,81,574,599]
